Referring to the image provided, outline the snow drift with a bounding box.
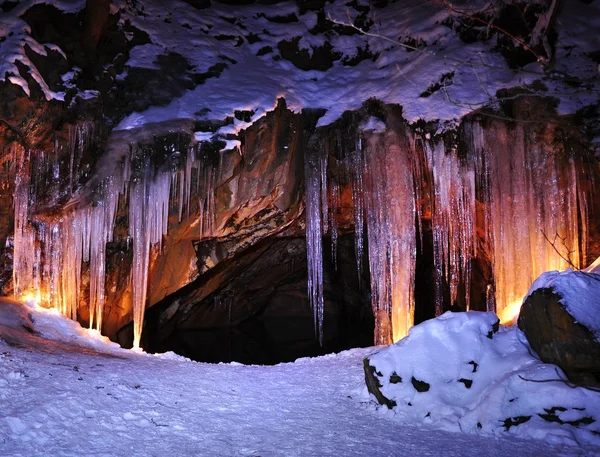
[364,311,600,447]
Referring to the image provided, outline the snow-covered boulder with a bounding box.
[364,311,600,446]
[518,270,600,387]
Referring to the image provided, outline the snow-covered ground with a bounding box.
[1,298,598,457]
[367,311,600,448]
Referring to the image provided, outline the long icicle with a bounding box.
[362,125,417,344]
[304,138,325,345]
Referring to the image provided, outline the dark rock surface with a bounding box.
[121,235,373,364]
[518,287,600,387]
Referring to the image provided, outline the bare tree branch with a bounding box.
[519,368,600,393]
[541,229,578,269]
[435,0,551,68]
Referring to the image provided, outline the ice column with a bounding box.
[12,133,212,345]
[329,178,339,268]
[425,141,476,314]
[345,141,365,281]
[362,128,417,344]
[304,141,326,345]
[12,146,37,301]
[173,147,197,222]
[197,157,216,238]
[468,121,588,322]
[129,161,173,349]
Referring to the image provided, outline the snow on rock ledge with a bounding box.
[518,268,600,387]
[524,268,600,341]
[364,311,600,447]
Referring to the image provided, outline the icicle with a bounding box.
[179,170,185,222]
[129,172,151,349]
[65,122,94,197]
[576,163,589,265]
[12,128,204,346]
[173,146,193,224]
[12,145,35,300]
[486,283,496,314]
[61,212,83,320]
[304,141,325,345]
[13,128,125,334]
[425,141,476,314]
[129,161,173,348]
[320,151,329,235]
[184,147,195,219]
[330,178,339,269]
[197,157,216,238]
[467,121,589,323]
[346,140,365,282]
[409,133,428,250]
[362,127,417,344]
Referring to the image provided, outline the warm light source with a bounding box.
[16,290,57,313]
[498,300,523,326]
[18,290,42,307]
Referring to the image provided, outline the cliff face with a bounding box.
[1,0,599,360]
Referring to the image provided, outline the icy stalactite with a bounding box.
[304,141,325,345]
[129,175,149,349]
[574,159,590,265]
[60,213,83,320]
[467,121,588,323]
[425,141,476,314]
[12,145,37,301]
[175,170,184,222]
[12,131,215,346]
[363,129,417,344]
[87,186,121,331]
[346,140,365,282]
[67,122,94,197]
[129,156,178,348]
[329,178,339,269]
[12,133,121,327]
[320,150,329,235]
[408,134,428,250]
[197,157,216,238]
[172,147,197,223]
[325,118,591,343]
[183,147,196,220]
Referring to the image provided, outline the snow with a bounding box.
[525,266,600,341]
[1,0,598,129]
[0,0,85,100]
[1,299,597,456]
[0,0,597,141]
[125,43,164,70]
[366,311,600,448]
[104,0,600,132]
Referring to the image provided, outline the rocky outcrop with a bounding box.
[518,287,600,387]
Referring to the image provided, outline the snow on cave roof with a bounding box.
[0,0,85,100]
[1,0,599,133]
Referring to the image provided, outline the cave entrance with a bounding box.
[141,235,374,365]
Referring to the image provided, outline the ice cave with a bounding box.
[1,0,600,455]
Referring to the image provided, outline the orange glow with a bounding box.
[18,290,42,307]
[17,290,57,312]
[499,300,523,326]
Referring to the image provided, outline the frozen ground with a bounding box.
[0,299,598,457]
